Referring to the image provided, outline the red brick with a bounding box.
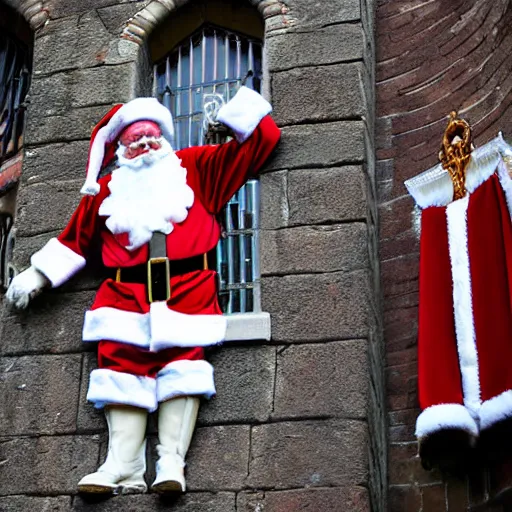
[388,485,421,512]
[421,484,447,511]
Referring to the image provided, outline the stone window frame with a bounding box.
[124,0,294,341]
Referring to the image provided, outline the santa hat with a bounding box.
[80,98,174,196]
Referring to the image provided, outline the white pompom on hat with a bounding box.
[80,98,174,196]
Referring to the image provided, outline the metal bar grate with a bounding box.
[155,25,263,314]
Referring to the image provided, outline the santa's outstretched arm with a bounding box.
[6,192,103,308]
[187,86,281,214]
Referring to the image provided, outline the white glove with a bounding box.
[6,266,49,309]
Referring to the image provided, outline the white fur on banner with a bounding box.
[446,195,481,417]
[497,159,512,218]
[480,390,512,430]
[99,139,194,251]
[156,359,216,402]
[415,403,479,438]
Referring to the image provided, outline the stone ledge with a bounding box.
[224,311,271,341]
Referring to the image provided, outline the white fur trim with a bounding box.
[446,196,481,416]
[31,238,86,287]
[87,368,158,412]
[497,159,512,217]
[415,403,479,438]
[405,135,504,208]
[216,86,272,143]
[149,302,227,352]
[83,304,227,350]
[5,266,48,309]
[83,98,174,196]
[156,360,215,402]
[480,390,512,430]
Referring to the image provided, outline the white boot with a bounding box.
[151,396,200,494]
[78,406,148,495]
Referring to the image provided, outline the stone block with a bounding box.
[0,354,81,435]
[77,352,105,433]
[261,223,368,275]
[273,340,368,420]
[238,487,370,512]
[0,290,94,356]
[16,179,82,236]
[23,141,90,184]
[262,271,369,342]
[198,346,276,425]
[286,0,360,27]
[0,435,100,495]
[50,0,139,18]
[72,492,237,511]
[287,166,366,225]
[185,425,250,490]
[266,24,363,71]
[29,65,136,119]
[0,496,72,512]
[33,12,112,76]
[272,64,363,126]
[247,419,368,489]
[265,122,364,172]
[260,170,289,229]
[25,104,117,145]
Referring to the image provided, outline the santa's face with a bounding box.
[119,120,163,161]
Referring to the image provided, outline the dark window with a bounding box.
[155,25,263,314]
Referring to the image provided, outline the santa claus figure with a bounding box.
[406,122,512,470]
[6,86,280,494]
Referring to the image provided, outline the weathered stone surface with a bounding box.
[186,425,250,490]
[238,487,370,512]
[77,353,105,433]
[273,64,363,126]
[50,0,141,18]
[260,170,288,229]
[266,24,363,71]
[273,340,368,419]
[261,223,368,275]
[199,346,276,425]
[16,179,82,236]
[262,271,369,342]
[0,291,95,355]
[248,419,368,489]
[0,496,72,512]
[25,104,118,145]
[72,492,236,511]
[23,141,90,184]
[0,435,100,495]
[33,12,112,75]
[98,1,152,34]
[265,122,365,172]
[286,0,360,27]
[29,64,136,118]
[0,354,81,435]
[288,166,366,225]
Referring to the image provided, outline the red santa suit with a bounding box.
[29,88,280,412]
[405,134,512,449]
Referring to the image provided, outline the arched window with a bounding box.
[153,3,265,315]
[0,4,32,289]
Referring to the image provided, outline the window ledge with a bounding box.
[224,311,271,341]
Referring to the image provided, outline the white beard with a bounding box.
[99,139,194,251]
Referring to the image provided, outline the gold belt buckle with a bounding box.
[147,257,171,303]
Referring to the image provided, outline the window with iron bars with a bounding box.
[154,25,263,314]
[0,9,32,289]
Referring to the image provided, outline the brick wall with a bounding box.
[0,0,385,510]
[376,1,512,510]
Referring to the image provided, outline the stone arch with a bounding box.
[2,0,49,30]
[121,0,294,45]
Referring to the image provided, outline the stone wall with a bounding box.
[0,0,384,511]
[376,1,512,510]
